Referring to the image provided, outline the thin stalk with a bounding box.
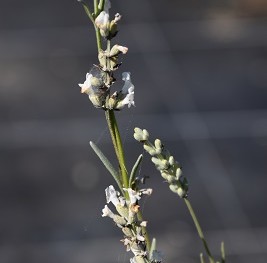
[184,198,215,263]
[104,40,128,189]
[94,0,98,14]
[105,110,151,251]
[94,25,102,52]
[78,0,101,52]
[137,211,151,251]
[98,0,105,14]
[105,109,120,162]
[105,109,128,189]
[112,113,128,188]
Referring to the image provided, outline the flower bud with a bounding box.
[143,144,157,156]
[116,203,129,219]
[95,11,110,37]
[134,128,149,142]
[151,157,169,170]
[108,13,121,39]
[154,139,162,150]
[177,187,186,198]
[169,156,175,166]
[175,167,182,179]
[131,256,146,263]
[122,227,134,237]
[113,214,127,226]
[169,184,179,194]
[166,174,175,184]
[161,171,169,180]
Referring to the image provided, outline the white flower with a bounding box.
[124,188,141,205]
[102,205,115,218]
[110,44,128,56]
[122,71,131,82]
[114,13,121,23]
[140,188,153,196]
[78,73,93,94]
[95,0,111,37]
[105,185,120,206]
[95,11,109,37]
[121,87,135,108]
[140,221,148,227]
[136,234,145,242]
[116,72,135,109]
[133,128,149,142]
[117,45,128,54]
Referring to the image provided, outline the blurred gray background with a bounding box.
[1,0,267,262]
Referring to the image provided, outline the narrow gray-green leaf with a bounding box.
[90,141,122,192]
[129,154,143,187]
[149,238,157,260]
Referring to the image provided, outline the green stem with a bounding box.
[105,110,151,252]
[105,110,120,161]
[184,198,215,263]
[94,0,98,14]
[94,25,102,52]
[98,0,105,14]
[105,110,128,189]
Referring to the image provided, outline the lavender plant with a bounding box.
[77,1,225,262]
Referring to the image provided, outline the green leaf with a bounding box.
[90,141,123,192]
[129,154,143,187]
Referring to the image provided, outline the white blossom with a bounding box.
[102,205,115,218]
[95,0,111,37]
[140,188,153,196]
[114,13,121,23]
[78,73,93,94]
[110,44,128,57]
[117,45,128,54]
[105,185,120,206]
[136,234,145,242]
[124,188,141,204]
[115,72,135,109]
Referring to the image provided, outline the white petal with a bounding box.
[122,72,131,81]
[102,205,114,218]
[105,185,120,206]
[124,188,141,204]
[78,73,93,94]
[95,11,109,31]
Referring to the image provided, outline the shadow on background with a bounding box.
[0,0,267,262]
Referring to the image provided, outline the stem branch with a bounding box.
[184,198,215,263]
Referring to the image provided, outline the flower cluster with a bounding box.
[78,0,134,110]
[134,128,188,198]
[102,185,162,263]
